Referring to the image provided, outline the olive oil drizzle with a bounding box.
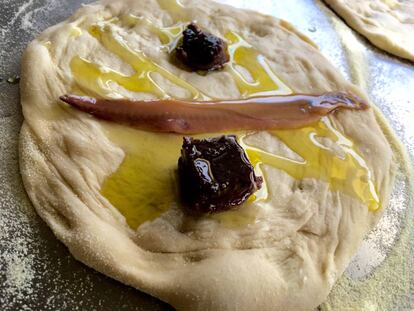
[120,15,185,52]
[100,126,182,229]
[69,25,83,38]
[70,23,203,99]
[225,31,291,97]
[64,4,379,228]
[100,116,379,230]
[240,118,380,211]
[70,16,292,99]
[157,0,186,19]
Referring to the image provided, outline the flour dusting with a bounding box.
[0,174,38,310]
[1,0,413,310]
[0,0,61,74]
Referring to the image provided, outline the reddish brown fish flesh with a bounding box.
[178,135,263,214]
[59,92,368,134]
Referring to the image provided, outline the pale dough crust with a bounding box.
[19,0,396,310]
[324,0,414,62]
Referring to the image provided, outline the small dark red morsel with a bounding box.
[178,135,262,215]
[175,23,229,71]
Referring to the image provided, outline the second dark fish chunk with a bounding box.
[178,135,262,215]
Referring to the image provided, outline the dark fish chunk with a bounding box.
[178,135,262,214]
[175,23,229,71]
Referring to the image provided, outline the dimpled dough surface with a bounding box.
[19,0,396,310]
[324,0,414,62]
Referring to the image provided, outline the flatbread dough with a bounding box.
[324,0,414,62]
[19,0,397,310]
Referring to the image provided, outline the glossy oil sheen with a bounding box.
[241,118,379,211]
[70,16,291,99]
[67,0,378,229]
[71,23,203,99]
[100,125,182,229]
[225,31,291,97]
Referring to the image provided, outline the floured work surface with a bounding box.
[0,0,414,311]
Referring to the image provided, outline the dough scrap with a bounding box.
[19,0,396,310]
[324,0,414,62]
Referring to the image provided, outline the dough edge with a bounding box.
[18,1,398,310]
[323,0,414,62]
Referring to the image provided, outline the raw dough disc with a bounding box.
[19,0,396,310]
[324,0,414,62]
